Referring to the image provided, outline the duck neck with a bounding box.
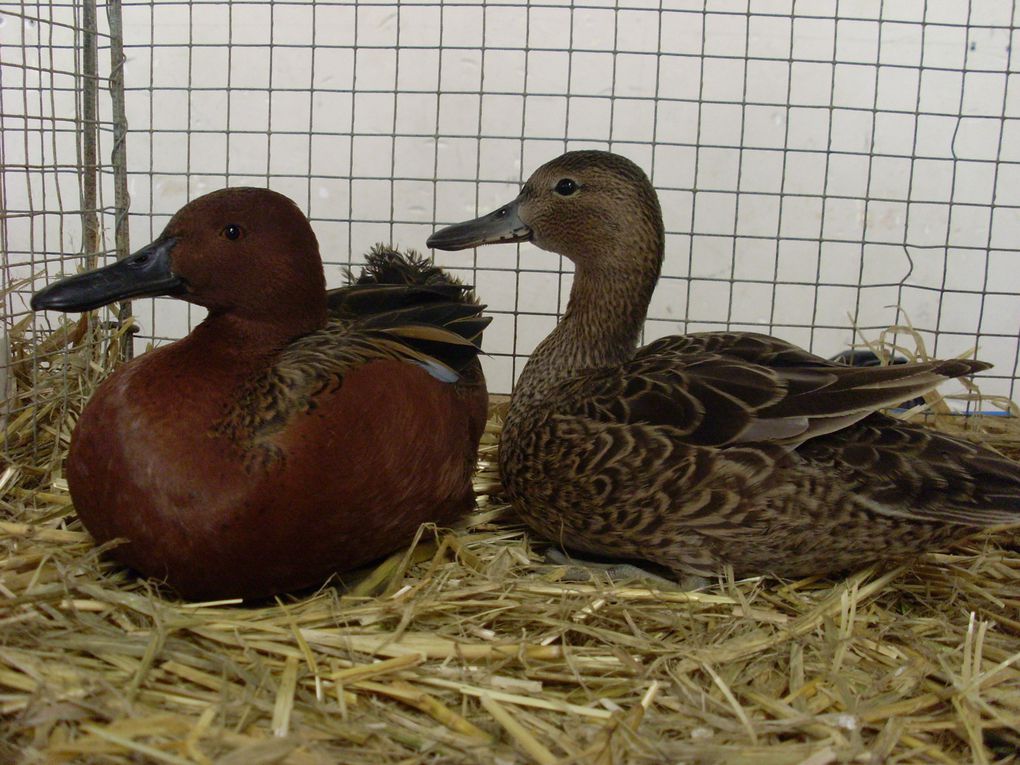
[120,305,328,428]
[188,308,325,364]
[512,245,662,410]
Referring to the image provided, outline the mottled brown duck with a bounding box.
[32,188,489,600]
[428,150,1020,581]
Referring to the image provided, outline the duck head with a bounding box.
[32,187,327,336]
[427,150,665,274]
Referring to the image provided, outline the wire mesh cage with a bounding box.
[4,2,1020,762]
[1,0,129,458]
[5,0,1020,402]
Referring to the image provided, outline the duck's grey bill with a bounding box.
[427,198,532,251]
[31,237,186,313]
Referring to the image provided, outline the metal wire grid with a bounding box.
[2,2,104,303]
[1,0,130,448]
[5,1,1020,403]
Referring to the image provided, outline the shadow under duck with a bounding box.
[32,188,489,600]
[428,150,1020,581]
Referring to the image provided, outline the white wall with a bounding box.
[6,0,1020,402]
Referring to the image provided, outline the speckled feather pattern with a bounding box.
[477,151,1020,580]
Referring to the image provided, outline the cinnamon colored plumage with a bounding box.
[33,188,489,599]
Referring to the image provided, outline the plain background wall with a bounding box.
[5,0,1020,402]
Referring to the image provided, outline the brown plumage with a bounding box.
[31,189,489,600]
[428,150,1020,580]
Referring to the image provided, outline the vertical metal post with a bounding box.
[80,0,100,268]
[107,0,133,359]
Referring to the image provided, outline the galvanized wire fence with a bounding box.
[3,0,1020,403]
[1,0,128,453]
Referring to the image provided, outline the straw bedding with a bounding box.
[2,317,1019,764]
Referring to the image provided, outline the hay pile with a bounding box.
[2,320,1019,764]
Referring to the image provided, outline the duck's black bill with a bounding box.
[427,197,532,251]
[31,237,186,313]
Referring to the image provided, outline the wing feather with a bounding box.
[550,335,989,450]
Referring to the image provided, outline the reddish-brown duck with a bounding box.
[32,188,489,600]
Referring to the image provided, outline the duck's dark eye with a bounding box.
[554,178,578,196]
[222,224,243,241]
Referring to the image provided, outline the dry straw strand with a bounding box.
[2,319,1019,762]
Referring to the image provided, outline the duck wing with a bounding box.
[538,341,1019,529]
[326,245,490,374]
[797,411,1020,525]
[216,248,489,459]
[343,304,490,380]
[328,281,472,319]
[552,342,989,449]
[327,244,479,324]
[640,331,838,368]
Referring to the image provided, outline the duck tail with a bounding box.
[326,245,491,374]
[929,358,993,378]
[361,301,491,350]
[328,245,481,318]
[918,442,1020,527]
